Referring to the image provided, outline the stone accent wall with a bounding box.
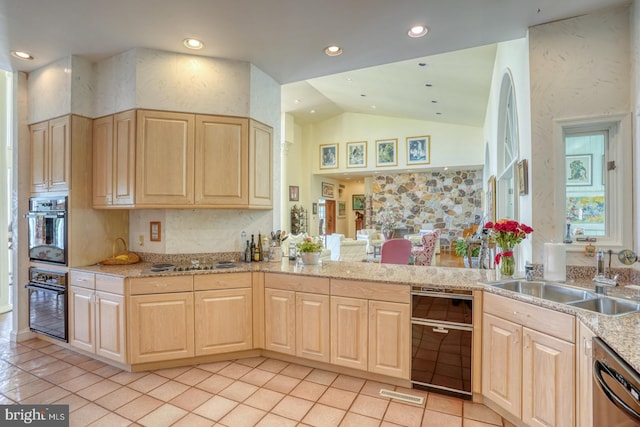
[371,169,484,249]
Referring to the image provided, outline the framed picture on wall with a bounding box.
[320,143,338,169]
[338,201,346,218]
[346,141,367,168]
[375,138,397,167]
[322,182,335,198]
[406,136,430,165]
[288,185,299,201]
[312,203,318,215]
[486,176,496,223]
[566,154,592,186]
[517,159,528,195]
[352,194,365,210]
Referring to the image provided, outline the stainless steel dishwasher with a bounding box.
[410,286,473,397]
[593,337,640,426]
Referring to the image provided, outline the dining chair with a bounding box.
[379,238,412,265]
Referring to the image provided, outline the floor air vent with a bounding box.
[379,388,425,405]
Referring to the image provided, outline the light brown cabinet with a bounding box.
[577,320,595,427]
[29,115,70,193]
[194,273,253,356]
[68,271,127,364]
[132,110,272,208]
[264,273,330,361]
[93,110,136,207]
[330,279,411,379]
[482,292,575,427]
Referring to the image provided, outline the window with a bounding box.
[555,114,631,248]
[496,73,518,221]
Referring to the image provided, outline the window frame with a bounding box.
[553,113,632,251]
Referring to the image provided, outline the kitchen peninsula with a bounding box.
[67,258,640,426]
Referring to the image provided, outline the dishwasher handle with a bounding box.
[594,360,640,422]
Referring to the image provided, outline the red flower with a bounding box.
[484,219,533,249]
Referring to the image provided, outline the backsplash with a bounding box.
[370,169,484,249]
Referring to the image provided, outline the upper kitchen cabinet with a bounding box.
[93,110,136,207]
[249,120,273,208]
[29,116,71,194]
[195,115,248,206]
[135,110,195,206]
[130,109,272,209]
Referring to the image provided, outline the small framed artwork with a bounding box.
[338,201,346,218]
[486,176,496,224]
[150,221,161,242]
[352,194,365,210]
[517,159,528,195]
[321,182,335,198]
[289,185,299,201]
[375,138,397,167]
[346,141,367,168]
[320,143,338,169]
[406,135,430,165]
[312,203,318,215]
[566,154,592,186]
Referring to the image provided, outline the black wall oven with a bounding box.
[25,197,67,265]
[26,268,68,342]
[411,286,473,397]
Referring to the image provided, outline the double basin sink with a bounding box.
[488,280,640,317]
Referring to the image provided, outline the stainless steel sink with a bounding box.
[489,280,597,304]
[568,297,640,316]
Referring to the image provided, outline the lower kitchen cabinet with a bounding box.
[577,320,595,427]
[194,287,253,355]
[482,292,575,427]
[264,288,296,355]
[129,292,195,364]
[368,300,411,379]
[69,272,126,364]
[330,296,368,371]
[296,292,330,363]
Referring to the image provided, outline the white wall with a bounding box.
[529,4,631,266]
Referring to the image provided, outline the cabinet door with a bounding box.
[368,300,410,379]
[330,296,368,371]
[113,110,136,206]
[69,286,95,353]
[248,120,272,207]
[93,115,114,206]
[482,313,522,418]
[195,115,248,206]
[195,287,253,355]
[29,121,49,193]
[95,291,126,363]
[129,292,195,363]
[48,116,71,192]
[296,292,330,363]
[522,327,575,427]
[135,110,195,205]
[577,321,595,427]
[264,288,295,355]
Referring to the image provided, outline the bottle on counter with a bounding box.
[244,240,251,263]
[250,235,256,262]
[257,233,264,262]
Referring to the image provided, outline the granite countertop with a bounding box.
[71,259,640,374]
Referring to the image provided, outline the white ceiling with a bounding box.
[0,0,628,127]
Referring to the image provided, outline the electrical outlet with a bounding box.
[138,235,144,246]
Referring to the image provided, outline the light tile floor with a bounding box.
[0,312,510,426]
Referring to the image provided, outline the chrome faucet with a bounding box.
[593,249,618,294]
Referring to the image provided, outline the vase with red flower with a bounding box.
[484,219,534,278]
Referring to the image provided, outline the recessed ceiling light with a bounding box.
[324,45,343,56]
[436,112,442,115]
[408,25,428,38]
[294,99,301,104]
[310,109,316,114]
[418,62,427,67]
[425,83,433,87]
[11,50,33,60]
[183,38,204,50]
[431,100,438,103]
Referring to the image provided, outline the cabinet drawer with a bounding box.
[265,273,329,294]
[484,292,575,342]
[194,272,252,291]
[331,279,409,304]
[128,276,193,295]
[69,271,95,289]
[96,274,125,294]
